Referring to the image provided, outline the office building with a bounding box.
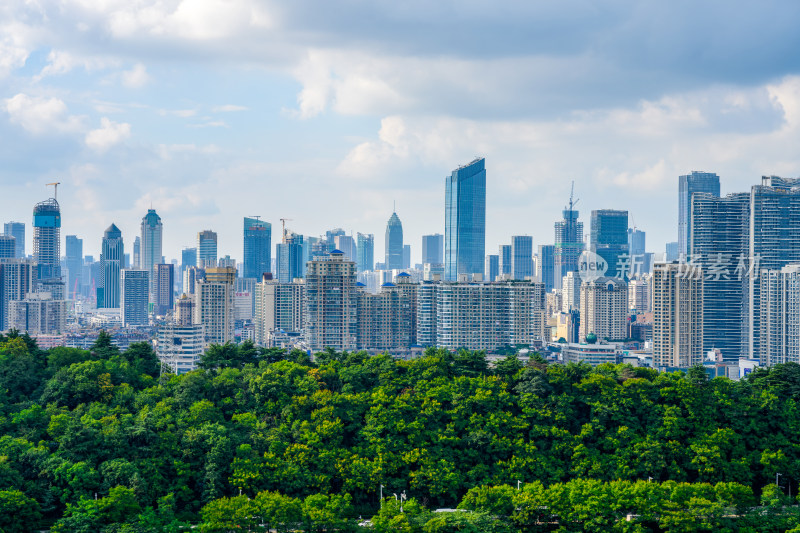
[561,271,582,313]
[243,217,271,280]
[590,210,629,278]
[182,247,197,269]
[385,211,404,270]
[579,277,628,342]
[97,224,124,309]
[153,263,175,316]
[0,260,35,331]
[326,228,346,250]
[445,158,486,281]
[64,235,82,300]
[403,244,411,269]
[511,236,533,280]
[0,236,14,259]
[254,277,306,346]
[33,196,61,281]
[8,292,67,335]
[3,222,24,258]
[305,250,357,352]
[553,195,584,290]
[197,230,218,268]
[562,343,620,366]
[195,266,236,346]
[121,269,149,326]
[652,262,703,368]
[679,171,720,256]
[140,209,163,299]
[485,254,499,282]
[132,236,141,269]
[422,234,444,266]
[334,235,357,263]
[537,245,555,291]
[156,324,204,374]
[356,233,374,272]
[276,230,304,283]
[499,244,512,277]
[665,242,679,262]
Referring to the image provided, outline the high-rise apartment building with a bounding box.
[385,211,404,270]
[8,292,67,335]
[578,277,628,342]
[553,197,584,290]
[121,269,149,326]
[537,244,555,291]
[153,263,175,316]
[444,158,486,281]
[0,260,35,330]
[590,210,629,278]
[652,262,703,367]
[628,276,652,314]
[276,230,304,283]
[356,233,374,273]
[760,264,800,366]
[305,250,357,352]
[33,197,61,281]
[98,224,124,309]
[679,171,720,256]
[197,230,218,268]
[140,209,163,300]
[175,294,196,326]
[422,234,444,265]
[3,222,24,258]
[254,277,306,346]
[194,266,236,346]
[561,271,582,313]
[243,217,271,280]
[65,235,82,300]
[511,236,533,280]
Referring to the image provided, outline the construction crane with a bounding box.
[567,180,579,211]
[46,181,61,201]
[280,218,293,243]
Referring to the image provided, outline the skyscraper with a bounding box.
[334,235,357,263]
[403,244,411,269]
[652,262,704,368]
[65,235,83,300]
[499,245,512,277]
[579,277,628,342]
[121,269,149,326]
[98,224,124,309]
[385,211,404,270]
[0,236,14,259]
[591,210,629,278]
[422,234,444,265]
[182,247,197,269]
[679,171,720,257]
[511,236,533,280]
[553,194,584,290]
[305,250,358,351]
[3,222,24,258]
[197,230,218,268]
[141,209,162,300]
[133,236,141,269]
[0,260,35,330]
[356,233,374,272]
[33,196,61,281]
[485,254,499,282]
[195,266,236,346]
[243,217,271,280]
[153,263,175,316]
[276,230,304,283]
[445,157,486,281]
[537,244,555,291]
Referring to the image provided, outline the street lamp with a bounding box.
[379,485,384,508]
[517,480,522,491]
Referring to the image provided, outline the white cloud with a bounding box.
[121,63,150,88]
[212,104,248,112]
[85,117,131,151]
[37,49,119,79]
[158,108,197,118]
[4,93,84,134]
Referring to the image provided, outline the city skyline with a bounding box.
[1,3,799,264]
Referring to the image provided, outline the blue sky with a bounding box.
[1,1,800,262]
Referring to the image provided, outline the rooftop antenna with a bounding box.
[46,181,60,201]
[393,200,396,213]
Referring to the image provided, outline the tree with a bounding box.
[0,490,42,532]
[52,485,141,532]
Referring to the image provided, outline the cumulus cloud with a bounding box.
[85,117,131,151]
[121,63,150,88]
[4,94,84,134]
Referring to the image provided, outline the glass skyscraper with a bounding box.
[141,209,163,301]
[3,222,24,258]
[385,211,404,270]
[511,236,533,280]
[98,224,124,308]
[537,244,555,291]
[444,157,486,281]
[553,203,583,290]
[356,233,374,272]
[590,210,629,277]
[679,171,720,257]
[421,234,444,265]
[499,244,512,276]
[65,235,83,299]
[276,231,304,283]
[243,217,271,279]
[198,230,218,268]
[33,197,61,281]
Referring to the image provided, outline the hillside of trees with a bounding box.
[0,330,799,531]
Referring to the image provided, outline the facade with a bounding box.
[276,230,304,283]
[133,236,141,269]
[183,266,205,296]
[0,236,14,259]
[197,230,218,268]
[578,277,628,342]
[499,245,512,276]
[561,271,582,313]
[98,224,124,309]
[8,292,67,335]
[140,209,163,301]
[234,277,255,321]
[760,264,800,366]
[403,244,411,269]
[0,260,35,331]
[485,254,499,282]
[243,217,271,280]
[590,210,629,278]
[385,211,404,270]
[511,236,533,280]
[444,158,486,281]
[153,263,175,316]
[628,275,652,314]
[175,294,195,326]
[652,262,704,368]
[33,197,61,281]
[305,250,358,352]
[356,233,374,273]
[65,235,83,300]
[120,269,149,326]
[422,234,444,265]
[157,324,204,374]
[679,171,720,256]
[665,242,679,262]
[334,235,357,263]
[562,342,620,366]
[538,245,555,291]
[553,201,584,290]
[254,277,305,346]
[356,281,416,351]
[3,222,24,258]
[194,267,236,346]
